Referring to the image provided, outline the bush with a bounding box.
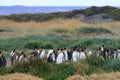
[53,29,68,33]
[78,27,111,34]
[3,58,75,80]
[73,61,89,76]
[24,41,43,49]
[49,63,75,80]
[8,58,52,78]
[83,9,95,17]
[80,39,93,47]
[0,67,8,75]
[103,59,120,71]
[44,43,55,49]
[86,54,105,67]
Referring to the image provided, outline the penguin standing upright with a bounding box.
[117,48,120,59]
[47,49,53,58]
[47,54,53,63]
[72,48,77,62]
[19,52,27,62]
[47,50,55,63]
[63,48,68,61]
[0,51,6,67]
[79,49,86,60]
[39,47,46,58]
[76,50,80,61]
[67,47,73,61]
[10,50,17,65]
[56,48,64,64]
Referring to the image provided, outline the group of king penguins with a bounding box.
[97,44,120,60]
[30,46,90,64]
[47,46,87,64]
[30,46,91,64]
[10,50,27,65]
[1,44,120,67]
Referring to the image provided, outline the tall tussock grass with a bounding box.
[0,19,120,39]
[66,72,120,80]
[73,61,89,76]
[0,73,43,80]
[1,56,120,80]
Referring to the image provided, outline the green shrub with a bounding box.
[83,9,95,17]
[103,59,120,71]
[53,29,68,33]
[48,63,75,80]
[80,39,93,47]
[86,54,106,67]
[73,61,89,76]
[44,42,55,49]
[24,41,43,49]
[78,27,111,34]
[0,67,8,75]
[8,58,52,78]
[7,58,75,80]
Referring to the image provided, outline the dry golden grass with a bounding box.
[0,19,120,39]
[0,73,43,80]
[66,72,120,80]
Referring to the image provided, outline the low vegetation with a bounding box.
[1,55,120,80]
[78,27,111,34]
[0,35,120,51]
[66,72,120,80]
[103,59,120,71]
[0,73,43,80]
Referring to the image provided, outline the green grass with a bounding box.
[0,34,120,51]
[103,59,120,71]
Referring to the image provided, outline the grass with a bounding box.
[77,27,111,34]
[103,59,120,71]
[66,72,120,80]
[0,19,120,39]
[0,55,120,80]
[0,35,120,51]
[0,73,43,80]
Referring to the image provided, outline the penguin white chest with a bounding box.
[56,52,64,64]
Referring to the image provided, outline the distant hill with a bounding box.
[0,6,87,15]
[0,6,120,23]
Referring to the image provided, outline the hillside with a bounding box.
[0,6,120,23]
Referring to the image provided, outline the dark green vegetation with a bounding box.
[0,27,119,51]
[103,59,120,71]
[0,6,120,22]
[0,34,120,51]
[1,55,120,80]
[0,58,75,80]
[78,27,111,34]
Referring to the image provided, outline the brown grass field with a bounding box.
[66,72,120,80]
[0,19,120,39]
[1,72,120,80]
[0,73,43,80]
